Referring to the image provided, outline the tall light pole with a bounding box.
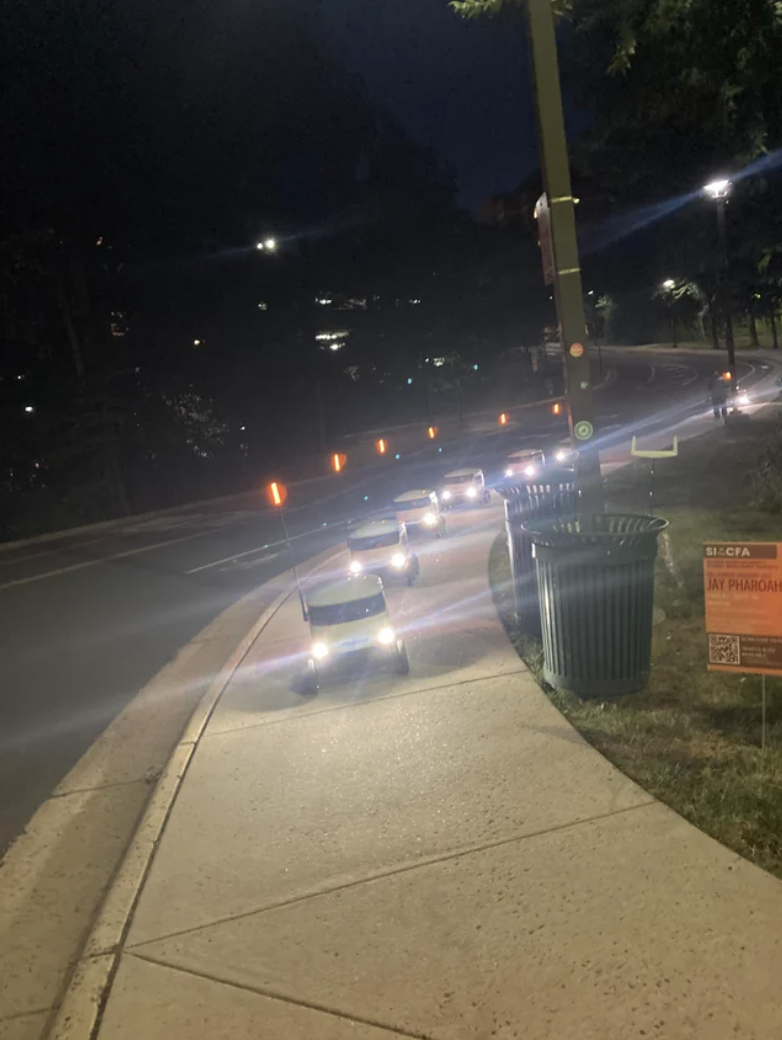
[661,279,678,348]
[526,0,601,511]
[703,178,735,374]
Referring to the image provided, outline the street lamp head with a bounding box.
[662,279,676,290]
[263,237,277,252]
[704,178,732,200]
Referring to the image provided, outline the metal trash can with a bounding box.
[522,514,668,697]
[503,471,577,632]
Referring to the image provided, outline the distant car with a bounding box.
[546,441,577,470]
[503,448,545,481]
[440,468,490,507]
[346,519,419,585]
[303,574,409,692]
[392,489,446,537]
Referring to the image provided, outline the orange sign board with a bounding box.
[569,342,585,359]
[703,542,782,675]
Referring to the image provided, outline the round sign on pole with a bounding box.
[569,342,585,359]
[574,420,594,441]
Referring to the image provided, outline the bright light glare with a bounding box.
[423,512,436,526]
[662,279,676,290]
[704,178,731,200]
[466,486,477,499]
[24,405,34,413]
[263,237,277,251]
[390,552,406,569]
[555,451,567,463]
[442,490,452,501]
[329,343,342,351]
[524,465,537,477]
[349,560,363,574]
[312,642,329,660]
[504,468,513,478]
[377,627,396,645]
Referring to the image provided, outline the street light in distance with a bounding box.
[703,176,735,371]
[703,178,732,201]
[662,279,676,291]
[256,237,278,252]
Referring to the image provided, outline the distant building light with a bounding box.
[315,297,333,306]
[407,378,413,385]
[110,324,125,338]
[315,330,350,342]
[432,357,446,367]
[587,290,595,296]
[257,301,268,311]
[329,342,343,352]
[96,236,104,247]
[193,339,201,346]
[240,425,246,431]
[409,298,421,305]
[24,405,34,413]
[473,364,479,371]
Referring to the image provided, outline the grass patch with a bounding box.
[489,425,782,879]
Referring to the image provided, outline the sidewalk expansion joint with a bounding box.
[205,667,529,739]
[0,1007,53,1023]
[129,951,435,1040]
[128,799,656,952]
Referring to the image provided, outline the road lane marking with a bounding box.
[643,365,656,384]
[0,525,262,592]
[186,547,282,574]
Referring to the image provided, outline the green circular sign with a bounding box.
[574,420,594,441]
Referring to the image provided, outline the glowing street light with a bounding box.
[704,178,732,201]
[662,279,676,291]
[256,237,278,252]
[703,176,735,372]
[24,405,34,414]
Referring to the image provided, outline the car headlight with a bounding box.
[442,490,452,500]
[377,626,396,645]
[390,552,406,569]
[524,465,537,477]
[555,451,567,462]
[423,512,436,526]
[466,486,477,499]
[738,393,749,405]
[312,641,329,660]
[504,468,513,478]
[349,560,363,574]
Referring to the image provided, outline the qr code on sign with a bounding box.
[709,634,740,666]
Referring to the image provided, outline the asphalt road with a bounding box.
[0,347,776,856]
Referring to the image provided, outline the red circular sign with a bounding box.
[569,342,585,359]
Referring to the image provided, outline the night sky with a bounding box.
[319,0,538,208]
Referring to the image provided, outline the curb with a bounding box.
[46,547,343,1040]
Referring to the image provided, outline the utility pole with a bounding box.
[526,0,602,511]
[716,197,736,373]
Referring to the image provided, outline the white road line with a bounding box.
[643,365,656,385]
[186,546,281,574]
[0,525,257,593]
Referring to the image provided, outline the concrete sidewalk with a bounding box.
[76,510,782,1040]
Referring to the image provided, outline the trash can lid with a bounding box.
[521,514,668,548]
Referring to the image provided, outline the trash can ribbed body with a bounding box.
[503,473,577,633]
[523,515,668,697]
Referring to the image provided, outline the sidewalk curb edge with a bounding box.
[45,547,343,1040]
